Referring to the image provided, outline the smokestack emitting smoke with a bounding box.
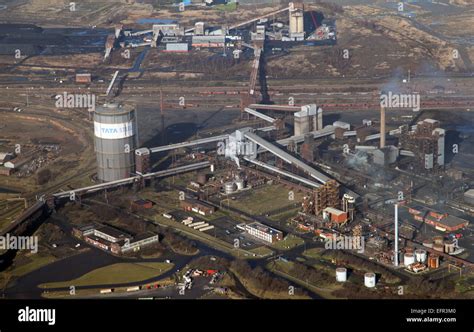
[394,204,399,267]
[380,106,386,148]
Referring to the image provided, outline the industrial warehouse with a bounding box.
[72,224,159,255]
[0,0,474,319]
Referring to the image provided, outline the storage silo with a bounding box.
[94,103,138,182]
[403,253,415,266]
[414,249,427,263]
[364,272,376,288]
[224,182,236,194]
[336,267,347,282]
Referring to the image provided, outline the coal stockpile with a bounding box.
[0,23,110,55]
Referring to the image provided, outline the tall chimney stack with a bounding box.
[394,203,399,267]
[380,106,386,148]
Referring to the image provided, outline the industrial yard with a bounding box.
[1,0,474,309]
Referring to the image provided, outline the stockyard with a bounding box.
[0,0,474,302]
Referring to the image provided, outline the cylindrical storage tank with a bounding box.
[235,178,245,190]
[433,243,445,253]
[415,249,427,263]
[347,197,356,220]
[428,255,440,269]
[433,236,444,245]
[404,253,415,266]
[94,103,137,182]
[296,13,304,33]
[444,240,456,254]
[364,272,376,288]
[335,267,347,282]
[422,240,433,248]
[224,182,236,194]
[289,10,304,34]
[342,194,350,212]
[197,173,207,185]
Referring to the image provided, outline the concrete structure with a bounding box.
[245,222,283,243]
[152,24,183,37]
[394,204,399,267]
[371,146,399,166]
[192,35,225,48]
[464,189,474,205]
[165,43,189,52]
[135,147,150,175]
[289,2,304,40]
[195,22,205,35]
[294,104,321,136]
[333,121,350,130]
[380,106,386,148]
[94,103,138,182]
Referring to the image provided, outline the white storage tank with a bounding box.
[235,178,245,190]
[364,272,376,288]
[404,253,415,266]
[336,267,347,282]
[414,249,427,263]
[224,182,236,194]
[444,240,456,254]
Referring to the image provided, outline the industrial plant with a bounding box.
[0,1,474,322]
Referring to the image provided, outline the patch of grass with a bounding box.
[268,260,342,299]
[228,184,302,215]
[302,247,325,260]
[249,246,274,257]
[269,234,304,251]
[214,2,237,11]
[9,254,57,277]
[39,262,173,289]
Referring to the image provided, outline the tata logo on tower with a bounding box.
[94,121,134,139]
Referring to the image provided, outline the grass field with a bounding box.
[269,234,304,251]
[228,184,302,215]
[39,262,174,289]
[267,260,342,299]
[302,247,325,259]
[215,2,237,11]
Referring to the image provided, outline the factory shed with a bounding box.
[323,207,348,224]
[464,189,474,205]
[4,155,33,169]
[180,198,215,216]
